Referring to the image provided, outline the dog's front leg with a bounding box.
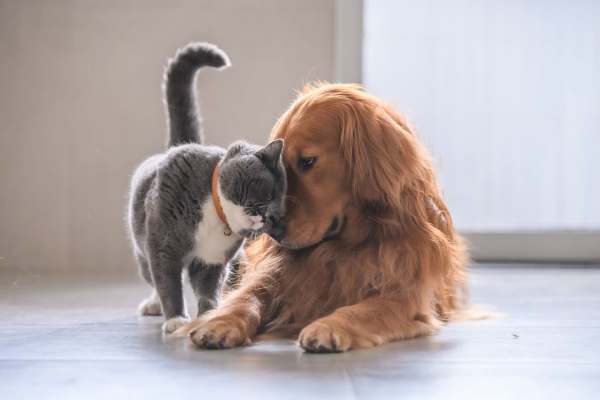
[298,296,440,353]
[175,284,267,349]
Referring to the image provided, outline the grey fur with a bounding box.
[164,42,230,147]
[127,43,286,333]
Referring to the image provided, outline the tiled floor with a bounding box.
[1,264,599,399]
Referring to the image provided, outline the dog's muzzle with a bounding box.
[324,216,345,239]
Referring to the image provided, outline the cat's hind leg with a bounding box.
[188,259,227,317]
[136,253,163,316]
[138,290,162,316]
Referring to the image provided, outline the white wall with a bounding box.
[364,0,600,232]
[0,0,335,272]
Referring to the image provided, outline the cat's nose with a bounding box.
[266,214,278,226]
[266,215,286,242]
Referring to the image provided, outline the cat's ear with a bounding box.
[226,141,250,157]
[256,139,284,170]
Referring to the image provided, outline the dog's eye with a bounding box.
[298,156,317,172]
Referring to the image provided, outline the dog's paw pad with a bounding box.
[190,319,249,349]
[298,320,351,353]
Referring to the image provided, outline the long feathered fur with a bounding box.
[224,84,467,333]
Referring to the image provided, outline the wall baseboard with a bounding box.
[463,231,600,263]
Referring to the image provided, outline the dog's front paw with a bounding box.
[189,316,251,349]
[162,316,190,334]
[299,319,353,353]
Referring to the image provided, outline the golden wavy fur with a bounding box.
[177,83,469,352]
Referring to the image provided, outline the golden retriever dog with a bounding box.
[178,83,468,352]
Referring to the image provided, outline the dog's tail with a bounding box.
[163,42,231,147]
[450,304,505,322]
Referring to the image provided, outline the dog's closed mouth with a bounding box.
[324,215,345,239]
[282,216,346,252]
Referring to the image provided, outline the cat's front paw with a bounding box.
[189,316,251,349]
[162,316,190,334]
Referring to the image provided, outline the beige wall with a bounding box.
[0,0,335,272]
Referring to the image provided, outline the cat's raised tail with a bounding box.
[163,42,231,147]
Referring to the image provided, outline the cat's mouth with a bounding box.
[237,215,266,238]
[248,215,264,231]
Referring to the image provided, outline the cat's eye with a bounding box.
[298,156,317,172]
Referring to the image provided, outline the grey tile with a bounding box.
[1,265,599,399]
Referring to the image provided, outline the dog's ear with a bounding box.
[339,101,421,208]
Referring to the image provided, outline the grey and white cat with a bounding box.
[127,43,286,333]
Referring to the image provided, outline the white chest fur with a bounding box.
[192,199,240,265]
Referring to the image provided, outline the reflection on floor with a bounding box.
[1,264,599,399]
